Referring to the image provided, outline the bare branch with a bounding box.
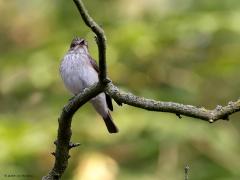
[73,0,107,82]
[42,83,104,180]
[106,83,240,122]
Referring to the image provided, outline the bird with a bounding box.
[60,37,118,133]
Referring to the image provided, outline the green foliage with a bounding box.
[0,0,240,179]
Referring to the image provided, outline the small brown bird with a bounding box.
[60,37,118,133]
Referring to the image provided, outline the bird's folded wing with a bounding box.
[89,55,122,108]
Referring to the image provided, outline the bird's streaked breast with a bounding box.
[60,52,98,95]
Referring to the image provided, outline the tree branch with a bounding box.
[73,0,107,82]
[105,83,240,122]
[42,83,104,180]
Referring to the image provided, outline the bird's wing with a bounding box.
[89,55,99,73]
[89,55,114,111]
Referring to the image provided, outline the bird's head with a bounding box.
[69,37,88,53]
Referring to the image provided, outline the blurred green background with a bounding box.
[1,0,240,179]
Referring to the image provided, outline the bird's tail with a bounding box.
[103,112,118,133]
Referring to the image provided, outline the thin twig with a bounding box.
[73,0,107,82]
[42,83,104,180]
[185,165,190,180]
[106,83,240,122]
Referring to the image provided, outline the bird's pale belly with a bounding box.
[64,73,84,95]
[62,66,98,95]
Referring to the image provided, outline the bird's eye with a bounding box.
[79,40,85,45]
[80,40,87,47]
[70,42,77,48]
